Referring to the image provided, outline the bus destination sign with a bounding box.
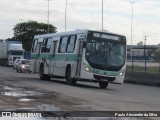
[92,32,120,41]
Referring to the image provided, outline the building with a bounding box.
[127,42,160,60]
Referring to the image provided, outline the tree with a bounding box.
[13,20,57,51]
[147,48,156,58]
[155,49,160,59]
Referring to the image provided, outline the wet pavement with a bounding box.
[0,84,61,112]
[0,83,155,120]
[0,84,62,119]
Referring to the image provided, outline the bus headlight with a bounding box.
[22,65,25,68]
[118,70,125,77]
[83,63,91,72]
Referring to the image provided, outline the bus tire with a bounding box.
[66,67,76,85]
[99,81,108,89]
[20,68,22,73]
[40,65,51,80]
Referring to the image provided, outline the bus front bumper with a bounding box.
[80,70,124,84]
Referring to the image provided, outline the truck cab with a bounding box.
[8,44,24,66]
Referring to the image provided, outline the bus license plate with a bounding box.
[101,79,108,82]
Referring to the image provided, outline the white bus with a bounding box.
[29,30,126,88]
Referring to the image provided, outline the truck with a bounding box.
[0,40,24,66]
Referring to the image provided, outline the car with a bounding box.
[148,58,154,62]
[16,59,30,73]
[13,59,20,70]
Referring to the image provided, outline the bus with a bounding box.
[29,30,126,88]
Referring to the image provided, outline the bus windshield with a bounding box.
[85,32,126,71]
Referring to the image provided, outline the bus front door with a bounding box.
[76,39,83,78]
[49,41,57,75]
[33,42,41,73]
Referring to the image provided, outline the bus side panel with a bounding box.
[53,59,66,77]
[29,42,42,73]
[53,55,77,77]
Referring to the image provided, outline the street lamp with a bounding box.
[144,36,147,72]
[102,0,103,30]
[65,0,67,32]
[46,0,52,33]
[129,1,135,71]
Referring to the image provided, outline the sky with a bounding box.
[0,0,160,45]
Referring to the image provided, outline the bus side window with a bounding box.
[67,35,77,53]
[46,38,52,53]
[32,39,38,53]
[58,36,68,53]
[41,38,52,53]
[41,39,47,53]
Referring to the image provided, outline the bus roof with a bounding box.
[34,29,125,39]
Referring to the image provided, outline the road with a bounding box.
[0,66,160,120]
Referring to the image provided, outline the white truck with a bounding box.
[0,40,24,66]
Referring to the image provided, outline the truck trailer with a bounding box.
[0,40,24,66]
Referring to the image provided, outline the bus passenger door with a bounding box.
[49,41,57,75]
[76,39,83,77]
[34,43,41,73]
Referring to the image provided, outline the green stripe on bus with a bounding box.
[30,54,119,76]
[30,54,79,61]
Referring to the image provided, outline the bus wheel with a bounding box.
[20,68,22,73]
[40,65,50,80]
[66,67,76,85]
[99,81,108,89]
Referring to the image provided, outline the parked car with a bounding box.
[13,59,20,70]
[16,59,30,73]
[148,58,154,62]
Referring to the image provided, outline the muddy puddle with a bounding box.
[19,98,34,102]
[0,85,62,111]
[37,104,61,111]
[1,90,42,97]
[1,85,42,98]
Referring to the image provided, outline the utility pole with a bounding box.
[47,0,50,33]
[144,36,147,72]
[65,0,67,32]
[46,0,52,33]
[129,1,135,71]
[102,0,103,30]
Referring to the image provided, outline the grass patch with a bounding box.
[127,66,160,73]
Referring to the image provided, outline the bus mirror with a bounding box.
[83,41,86,48]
